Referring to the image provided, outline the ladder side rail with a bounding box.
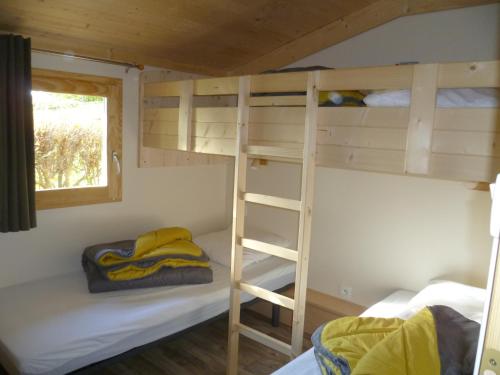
[291,71,320,357]
[227,76,251,375]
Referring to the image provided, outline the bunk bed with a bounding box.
[139,58,500,373]
[140,60,500,185]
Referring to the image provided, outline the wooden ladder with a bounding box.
[227,71,319,374]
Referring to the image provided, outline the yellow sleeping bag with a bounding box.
[312,305,479,375]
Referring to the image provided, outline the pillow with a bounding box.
[406,280,486,323]
[193,226,291,268]
[363,89,411,107]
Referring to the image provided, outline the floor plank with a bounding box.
[95,309,312,375]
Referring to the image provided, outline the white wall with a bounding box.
[288,4,500,69]
[240,4,500,306]
[0,53,229,289]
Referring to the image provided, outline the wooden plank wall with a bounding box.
[140,61,500,184]
[139,70,232,168]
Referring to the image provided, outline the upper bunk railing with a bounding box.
[140,60,500,184]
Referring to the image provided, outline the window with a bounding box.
[32,69,122,209]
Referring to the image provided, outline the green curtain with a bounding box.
[0,35,37,232]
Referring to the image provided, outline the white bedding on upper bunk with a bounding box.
[0,256,295,375]
[363,88,499,107]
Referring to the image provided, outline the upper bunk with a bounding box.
[139,60,500,185]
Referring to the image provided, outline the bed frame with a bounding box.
[140,60,500,185]
[0,285,290,375]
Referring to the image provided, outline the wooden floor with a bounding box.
[92,310,311,375]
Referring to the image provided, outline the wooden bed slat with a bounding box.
[241,237,299,262]
[191,137,235,155]
[193,123,235,139]
[438,61,500,89]
[144,108,179,121]
[318,65,414,90]
[250,124,304,143]
[143,121,178,135]
[318,107,410,128]
[317,145,405,174]
[244,193,301,211]
[143,134,178,150]
[432,131,500,158]
[144,81,181,97]
[194,76,239,95]
[317,127,407,150]
[435,108,500,132]
[238,323,292,356]
[247,145,303,159]
[250,95,306,107]
[430,153,500,182]
[250,71,307,93]
[250,107,305,125]
[193,107,237,123]
[239,282,295,310]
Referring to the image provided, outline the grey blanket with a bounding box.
[82,259,213,293]
[82,240,210,279]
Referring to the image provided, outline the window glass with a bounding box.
[32,91,107,191]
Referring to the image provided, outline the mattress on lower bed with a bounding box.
[274,279,487,375]
[0,257,295,375]
[272,289,417,375]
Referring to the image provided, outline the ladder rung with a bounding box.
[247,145,302,160]
[244,193,301,211]
[242,238,298,262]
[239,282,295,310]
[238,323,292,356]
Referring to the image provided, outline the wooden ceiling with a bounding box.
[0,0,497,75]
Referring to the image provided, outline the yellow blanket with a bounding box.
[97,227,196,266]
[92,227,210,281]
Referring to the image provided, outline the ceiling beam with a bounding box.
[2,29,225,76]
[228,0,498,75]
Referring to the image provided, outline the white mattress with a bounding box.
[0,257,295,375]
[272,289,417,375]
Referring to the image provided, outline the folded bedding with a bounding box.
[83,259,213,293]
[312,305,479,375]
[82,227,213,293]
[85,227,194,266]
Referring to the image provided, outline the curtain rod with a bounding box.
[32,48,145,71]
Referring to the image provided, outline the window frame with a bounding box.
[32,69,123,210]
